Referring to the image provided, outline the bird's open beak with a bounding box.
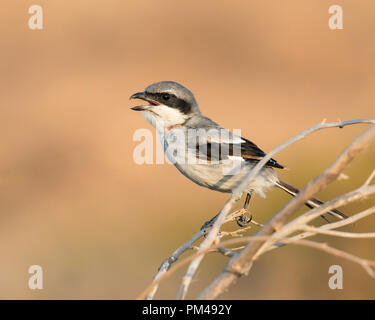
[130,92,148,111]
[130,91,160,111]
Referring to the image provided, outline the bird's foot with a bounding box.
[235,209,252,227]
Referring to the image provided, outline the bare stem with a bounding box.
[198,123,375,300]
[138,119,375,300]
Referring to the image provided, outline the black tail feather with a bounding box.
[275,180,347,221]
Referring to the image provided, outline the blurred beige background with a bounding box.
[1,0,374,299]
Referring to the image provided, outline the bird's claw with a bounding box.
[235,212,252,227]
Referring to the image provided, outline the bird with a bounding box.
[130,81,346,227]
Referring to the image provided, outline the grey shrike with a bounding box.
[130,81,346,226]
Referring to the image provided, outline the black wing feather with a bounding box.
[195,137,284,169]
[240,138,284,169]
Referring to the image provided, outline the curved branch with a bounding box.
[198,124,375,300]
[138,119,375,300]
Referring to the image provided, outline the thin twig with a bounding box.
[145,206,246,300]
[265,206,375,252]
[198,123,375,299]
[137,224,375,300]
[139,119,375,300]
[301,226,375,238]
[145,230,204,300]
[175,193,241,299]
[363,169,375,187]
[178,120,375,299]
[256,185,375,255]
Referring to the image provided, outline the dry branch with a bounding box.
[198,124,375,299]
[138,119,375,300]
[143,208,247,300]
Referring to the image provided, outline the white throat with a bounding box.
[142,104,189,133]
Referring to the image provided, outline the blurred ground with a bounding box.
[0,0,374,299]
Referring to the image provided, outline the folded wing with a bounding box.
[194,136,284,169]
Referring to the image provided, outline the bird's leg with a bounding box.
[200,193,249,233]
[235,193,252,227]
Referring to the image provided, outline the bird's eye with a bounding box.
[162,93,170,100]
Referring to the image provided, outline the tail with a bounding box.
[275,179,347,221]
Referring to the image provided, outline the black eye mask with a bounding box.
[146,92,192,115]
